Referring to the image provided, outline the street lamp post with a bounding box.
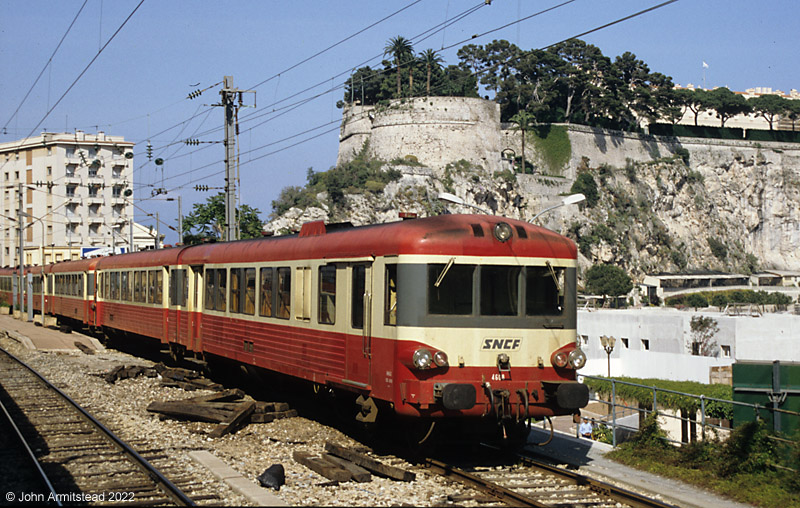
[600,335,616,378]
[437,192,492,215]
[530,193,586,222]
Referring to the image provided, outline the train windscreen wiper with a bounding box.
[434,257,456,288]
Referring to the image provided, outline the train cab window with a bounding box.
[259,268,273,317]
[276,267,291,319]
[318,265,336,325]
[428,264,475,315]
[88,273,95,297]
[525,265,564,316]
[352,265,366,328]
[244,268,255,315]
[384,264,397,326]
[230,268,241,313]
[480,266,521,316]
[154,270,163,305]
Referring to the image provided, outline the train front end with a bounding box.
[385,215,588,439]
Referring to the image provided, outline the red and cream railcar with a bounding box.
[39,214,589,434]
[0,267,15,308]
[48,258,98,325]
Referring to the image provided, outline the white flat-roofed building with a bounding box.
[0,131,136,266]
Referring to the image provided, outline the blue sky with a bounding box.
[1,0,797,242]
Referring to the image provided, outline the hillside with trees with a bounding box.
[340,37,800,132]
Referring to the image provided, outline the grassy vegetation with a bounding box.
[530,124,571,175]
[608,415,800,507]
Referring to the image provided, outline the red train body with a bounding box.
[4,215,588,433]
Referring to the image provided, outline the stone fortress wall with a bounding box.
[337,97,503,173]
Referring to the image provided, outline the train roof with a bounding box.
[177,214,576,265]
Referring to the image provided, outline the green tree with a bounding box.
[182,193,264,245]
[748,94,789,130]
[420,49,444,96]
[706,87,751,127]
[689,315,719,356]
[509,111,536,173]
[384,36,414,97]
[674,88,710,126]
[686,293,709,310]
[584,264,633,300]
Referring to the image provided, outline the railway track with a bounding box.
[0,345,202,506]
[422,450,677,508]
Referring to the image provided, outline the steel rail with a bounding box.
[0,345,195,506]
[515,451,678,508]
[422,458,547,507]
[0,396,62,506]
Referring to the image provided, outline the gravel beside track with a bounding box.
[0,331,478,506]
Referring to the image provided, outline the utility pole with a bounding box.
[17,183,24,316]
[155,212,160,250]
[217,75,255,242]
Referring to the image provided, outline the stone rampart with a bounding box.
[338,97,502,172]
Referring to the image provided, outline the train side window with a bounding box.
[182,270,189,307]
[525,266,564,316]
[276,267,291,319]
[294,267,311,321]
[244,268,256,315]
[318,265,336,325]
[134,271,142,302]
[110,272,118,300]
[427,264,475,315]
[88,273,95,297]
[352,265,366,329]
[384,264,397,326]
[216,269,227,312]
[480,266,521,316]
[79,274,84,298]
[230,268,241,313]
[121,272,129,301]
[154,270,163,305]
[259,267,273,317]
[103,273,109,299]
[205,269,216,311]
[147,271,156,304]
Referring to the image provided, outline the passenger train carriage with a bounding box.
[8,215,588,441]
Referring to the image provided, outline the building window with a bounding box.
[580,334,589,346]
[88,185,99,197]
[47,166,52,176]
[641,339,650,351]
[112,186,122,197]
[721,345,731,358]
[621,337,629,348]
[66,185,77,197]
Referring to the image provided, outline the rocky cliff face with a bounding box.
[265,126,800,280]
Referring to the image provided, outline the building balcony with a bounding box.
[64,195,81,205]
[86,196,104,205]
[64,215,81,224]
[111,196,127,206]
[88,215,104,224]
[63,176,80,185]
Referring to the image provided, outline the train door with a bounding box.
[190,266,203,351]
[168,267,188,346]
[345,263,373,387]
[87,272,96,325]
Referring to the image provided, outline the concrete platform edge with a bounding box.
[188,450,288,506]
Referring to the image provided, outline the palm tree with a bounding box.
[384,36,414,97]
[510,111,536,173]
[420,49,444,96]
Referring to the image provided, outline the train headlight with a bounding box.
[433,350,449,368]
[493,222,513,242]
[552,351,569,368]
[412,348,433,370]
[568,349,587,370]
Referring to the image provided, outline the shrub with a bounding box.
[686,293,709,309]
[707,237,728,260]
[570,172,599,207]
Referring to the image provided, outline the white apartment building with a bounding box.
[0,131,156,267]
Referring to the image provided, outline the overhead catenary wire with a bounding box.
[140,0,681,202]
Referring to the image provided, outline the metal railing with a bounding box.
[580,375,800,448]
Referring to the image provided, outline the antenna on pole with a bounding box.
[215,76,255,242]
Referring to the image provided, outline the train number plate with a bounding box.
[481,338,521,351]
